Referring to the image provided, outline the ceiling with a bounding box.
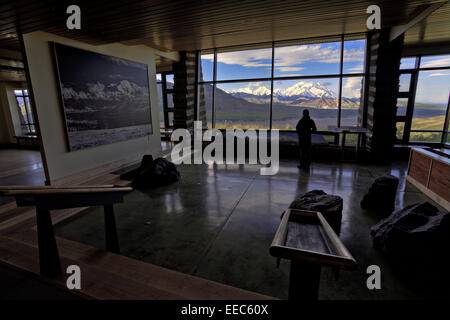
[155,55,174,72]
[0,0,449,54]
[0,69,25,81]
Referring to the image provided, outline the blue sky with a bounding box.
[200,40,365,98]
[411,55,450,105]
[415,70,450,104]
[199,41,450,104]
[200,40,364,84]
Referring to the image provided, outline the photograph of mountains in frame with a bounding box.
[51,42,153,151]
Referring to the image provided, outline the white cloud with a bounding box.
[275,44,339,66]
[247,82,263,87]
[346,66,364,72]
[343,77,362,99]
[217,49,272,68]
[202,44,364,71]
[276,67,304,72]
[426,71,450,77]
[201,54,214,61]
[421,57,450,68]
[275,74,301,78]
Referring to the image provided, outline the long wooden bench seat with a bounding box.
[0,185,275,300]
[0,231,273,300]
[0,185,133,278]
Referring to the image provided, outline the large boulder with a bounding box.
[371,202,450,269]
[361,175,399,215]
[289,190,343,234]
[121,155,180,189]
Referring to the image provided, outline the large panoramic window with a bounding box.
[272,79,339,130]
[217,46,272,80]
[398,54,450,144]
[14,89,35,134]
[274,40,341,77]
[343,38,366,74]
[215,81,271,129]
[198,34,366,131]
[199,49,214,82]
[341,76,363,127]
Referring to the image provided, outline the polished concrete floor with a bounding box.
[0,148,46,205]
[55,160,449,299]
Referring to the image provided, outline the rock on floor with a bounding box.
[289,189,343,234]
[361,174,399,215]
[371,202,450,269]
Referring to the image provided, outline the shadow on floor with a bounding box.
[54,160,450,300]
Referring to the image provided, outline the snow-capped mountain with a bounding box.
[225,81,359,109]
[276,81,336,98]
[228,81,336,98]
[229,85,272,96]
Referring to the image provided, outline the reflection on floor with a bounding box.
[161,140,174,153]
[0,149,45,205]
[54,160,449,299]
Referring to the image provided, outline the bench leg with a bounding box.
[288,261,321,301]
[104,204,120,253]
[340,132,346,161]
[356,133,361,161]
[36,206,62,278]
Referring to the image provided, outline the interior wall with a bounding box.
[0,81,25,144]
[0,92,9,144]
[0,83,11,144]
[22,31,163,182]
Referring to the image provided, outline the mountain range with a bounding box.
[226,81,360,109]
[158,81,360,121]
[229,81,335,98]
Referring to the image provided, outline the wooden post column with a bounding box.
[36,206,62,278]
[289,261,321,301]
[104,204,120,253]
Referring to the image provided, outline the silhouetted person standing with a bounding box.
[296,110,317,169]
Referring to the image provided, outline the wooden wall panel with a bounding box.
[428,161,450,202]
[408,150,432,186]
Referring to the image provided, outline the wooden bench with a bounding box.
[270,209,357,300]
[0,185,275,300]
[14,135,39,147]
[0,185,132,278]
[0,233,274,299]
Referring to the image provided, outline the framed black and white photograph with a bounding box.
[52,43,153,151]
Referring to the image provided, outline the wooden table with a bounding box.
[328,127,367,161]
[270,209,356,300]
[0,185,133,278]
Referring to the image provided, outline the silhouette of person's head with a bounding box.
[303,109,309,117]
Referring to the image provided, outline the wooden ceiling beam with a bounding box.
[0,1,448,51]
[390,1,447,41]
